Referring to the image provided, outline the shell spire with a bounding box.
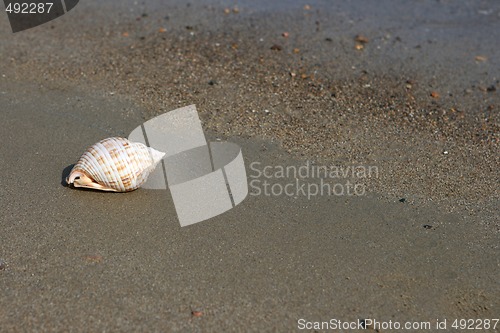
[66,137,166,192]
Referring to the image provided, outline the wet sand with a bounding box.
[0,0,498,331]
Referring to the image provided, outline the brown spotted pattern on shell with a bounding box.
[66,137,165,192]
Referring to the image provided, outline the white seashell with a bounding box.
[66,137,165,192]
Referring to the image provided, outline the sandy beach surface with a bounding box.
[0,0,498,331]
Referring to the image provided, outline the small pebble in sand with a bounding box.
[191,311,203,317]
[355,44,364,50]
[282,32,289,38]
[0,259,6,270]
[232,6,240,13]
[270,44,283,51]
[84,255,103,263]
[293,48,300,54]
[121,32,129,37]
[355,35,369,43]
[158,27,166,33]
[430,91,440,98]
[475,55,487,62]
[423,224,433,229]
[443,150,449,155]
[224,8,230,14]
[304,4,311,10]
[399,198,406,203]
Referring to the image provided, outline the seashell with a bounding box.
[66,137,165,192]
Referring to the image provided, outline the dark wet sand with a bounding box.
[0,1,498,331]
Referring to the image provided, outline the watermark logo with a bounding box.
[128,105,378,226]
[3,0,79,33]
[249,161,378,199]
[128,105,248,227]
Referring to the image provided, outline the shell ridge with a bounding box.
[78,150,104,184]
[129,143,153,188]
[120,139,140,190]
[87,143,112,186]
[98,138,126,191]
